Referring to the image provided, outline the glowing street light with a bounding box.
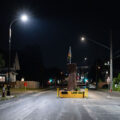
[80,35,113,92]
[84,57,87,61]
[7,14,29,96]
[80,36,110,49]
[20,14,28,22]
[81,36,85,41]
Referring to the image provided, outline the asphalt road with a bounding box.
[0,90,120,120]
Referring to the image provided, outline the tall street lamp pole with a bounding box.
[7,14,28,96]
[7,20,16,96]
[110,30,113,92]
[81,33,113,92]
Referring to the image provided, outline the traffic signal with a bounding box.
[84,78,88,83]
[49,78,53,83]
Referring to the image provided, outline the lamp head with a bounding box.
[81,36,85,41]
[84,57,87,61]
[20,14,28,22]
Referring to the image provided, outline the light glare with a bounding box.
[84,57,87,61]
[81,37,85,41]
[21,14,28,22]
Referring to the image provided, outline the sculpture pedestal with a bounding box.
[67,63,77,91]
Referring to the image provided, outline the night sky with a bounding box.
[0,0,120,74]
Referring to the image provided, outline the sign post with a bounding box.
[24,82,27,92]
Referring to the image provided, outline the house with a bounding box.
[0,53,20,84]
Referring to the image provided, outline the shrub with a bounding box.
[113,73,120,91]
[113,78,119,84]
[74,87,80,91]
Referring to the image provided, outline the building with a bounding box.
[0,53,20,84]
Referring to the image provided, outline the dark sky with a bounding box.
[0,0,120,71]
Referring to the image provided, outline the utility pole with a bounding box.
[110,30,113,92]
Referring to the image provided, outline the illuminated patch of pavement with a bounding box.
[0,90,120,120]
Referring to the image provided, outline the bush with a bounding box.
[113,73,120,91]
[113,84,120,91]
[113,78,119,84]
[75,87,80,91]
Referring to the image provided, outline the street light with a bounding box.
[84,57,87,61]
[80,36,110,50]
[81,36,85,41]
[80,35,113,92]
[20,14,28,22]
[7,14,28,96]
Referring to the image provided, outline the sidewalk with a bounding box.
[0,88,49,101]
[99,89,120,97]
[0,91,35,101]
[0,95,15,101]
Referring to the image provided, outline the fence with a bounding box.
[15,81,40,89]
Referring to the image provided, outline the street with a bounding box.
[0,90,120,120]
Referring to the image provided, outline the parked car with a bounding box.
[88,84,96,89]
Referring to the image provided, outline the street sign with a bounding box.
[24,82,27,87]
